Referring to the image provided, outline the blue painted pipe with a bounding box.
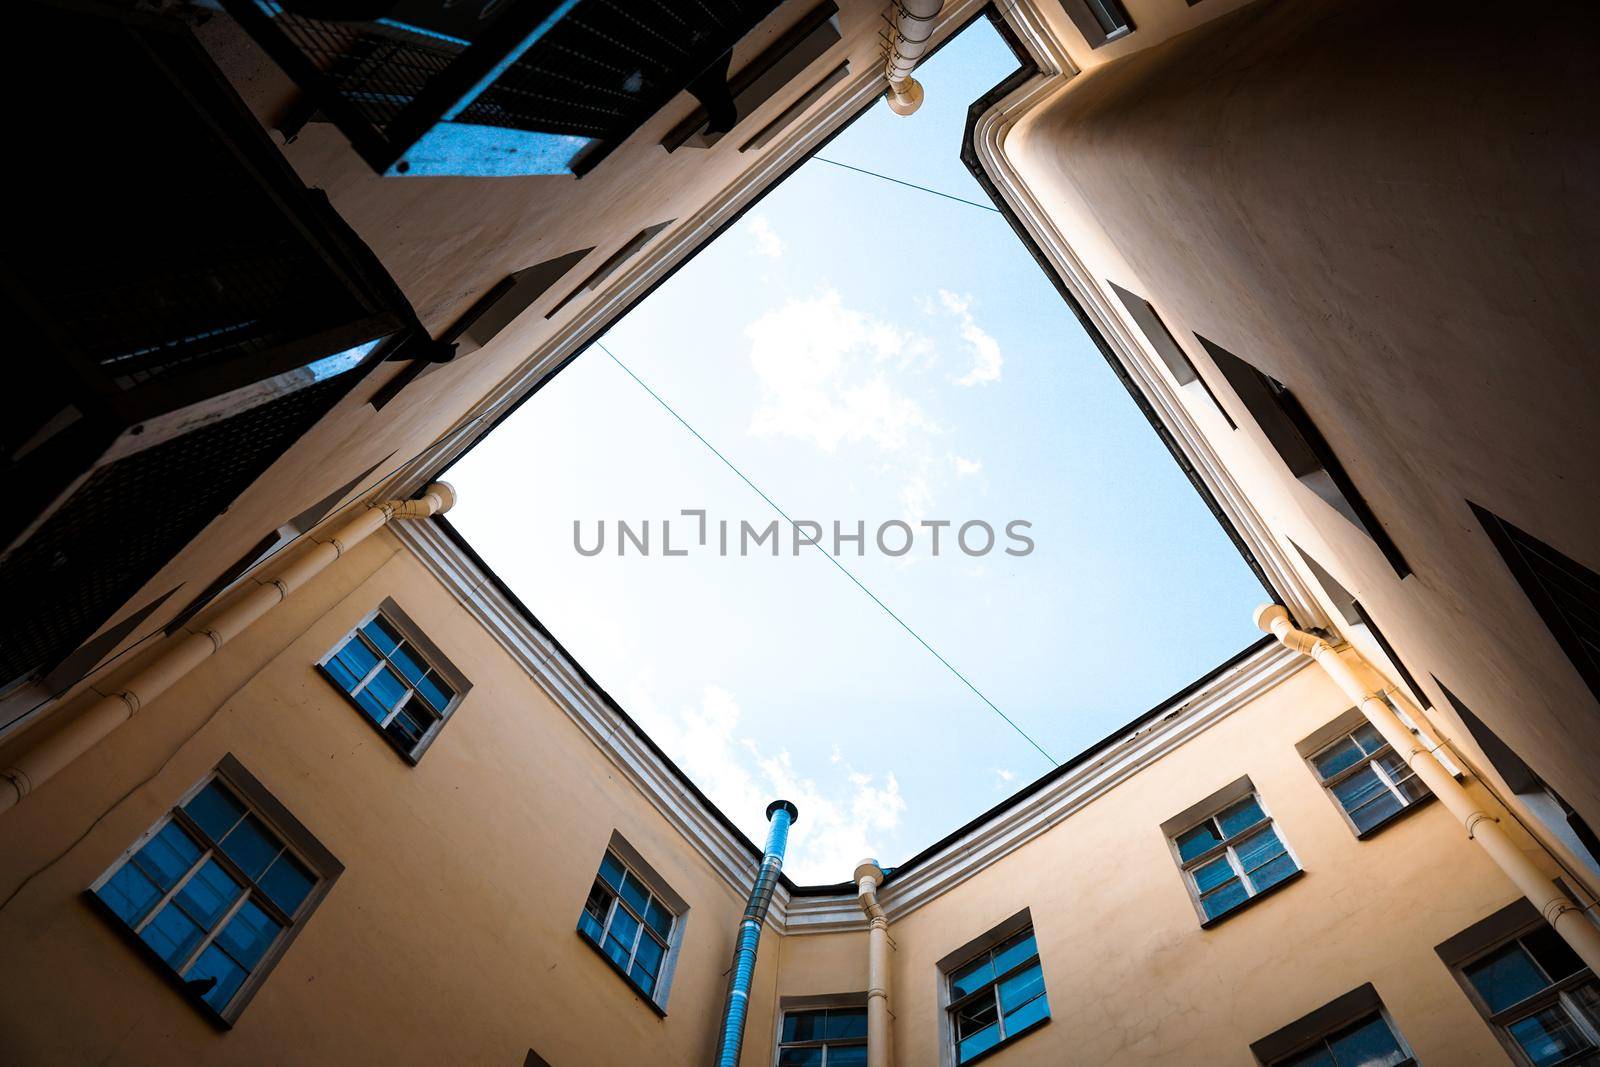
[715,799,798,1066]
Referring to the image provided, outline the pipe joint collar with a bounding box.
[1465,811,1499,839]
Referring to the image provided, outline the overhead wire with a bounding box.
[598,341,1057,767]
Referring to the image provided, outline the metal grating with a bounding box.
[1472,503,1600,706]
[14,2,377,390]
[0,377,349,688]
[231,0,781,175]
[1,1,413,692]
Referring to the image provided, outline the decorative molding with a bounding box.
[963,11,1328,630]
[364,0,1324,631]
[381,0,1329,930]
[366,0,994,507]
[394,519,1307,934]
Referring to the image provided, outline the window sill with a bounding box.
[315,664,432,766]
[1354,792,1439,840]
[959,1013,1050,1067]
[84,889,236,1031]
[1199,868,1306,930]
[575,927,668,1018]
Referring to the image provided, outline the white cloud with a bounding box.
[939,290,1003,387]
[994,768,1016,791]
[953,455,983,477]
[747,289,937,454]
[746,214,785,258]
[899,476,934,522]
[627,682,903,883]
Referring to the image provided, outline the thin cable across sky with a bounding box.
[597,340,1058,768]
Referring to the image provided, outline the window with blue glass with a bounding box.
[947,927,1050,1064]
[1270,1012,1413,1066]
[318,600,467,762]
[1459,925,1600,1066]
[89,759,338,1024]
[778,1005,868,1066]
[1172,792,1300,924]
[577,850,676,1004]
[1308,721,1430,835]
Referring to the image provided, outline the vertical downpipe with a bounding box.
[715,799,798,1066]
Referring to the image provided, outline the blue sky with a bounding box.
[446,19,1265,883]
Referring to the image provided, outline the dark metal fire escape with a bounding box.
[222,0,784,177]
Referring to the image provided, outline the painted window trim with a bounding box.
[1438,900,1600,1067]
[84,754,342,1027]
[575,832,689,1013]
[935,909,1050,1067]
[1196,334,1411,579]
[315,597,472,765]
[1469,502,1600,710]
[1056,0,1134,49]
[1299,709,1435,839]
[1163,777,1305,927]
[774,997,870,1065]
[1250,983,1416,1066]
[1108,281,1236,430]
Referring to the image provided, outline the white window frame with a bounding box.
[1302,713,1431,837]
[1453,924,1600,1067]
[1251,983,1416,1067]
[86,755,341,1025]
[316,597,470,764]
[1163,777,1303,927]
[576,832,688,1011]
[933,909,1050,1067]
[774,999,869,1065]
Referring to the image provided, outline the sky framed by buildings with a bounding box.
[447,17,1266,883]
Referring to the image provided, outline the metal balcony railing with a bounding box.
[2,0,425,696]
[224,0,783,177]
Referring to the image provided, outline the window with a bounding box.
[87,755,340,1024]
[945,926,1051,1064]
[1058,0,1134,47]
[1109,282,1235,429]
[778,1004,868,1066]
[1471,502,1600,711]
[1439,901,1600,1067]
[1304,717,1430,836]
[1198,334,1410,578]
[1251,983,1413,1066]
[1166,780,1301,924]
[1440,680,1600,880]
[577,845,683,1008]
[318,598,470,763]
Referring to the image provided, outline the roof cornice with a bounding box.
[394,518,1306,934]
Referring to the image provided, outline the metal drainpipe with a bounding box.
[0,483,458,816]
[884,0,943,116]
[854,859,892,1067]
[715,799,798,1067]
[1256,604,1600,972]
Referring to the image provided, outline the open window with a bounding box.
[938,909,1051,1066]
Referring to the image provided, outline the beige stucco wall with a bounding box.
[1004,0,1600,841]
[0,528,776,1065]
[0,516,1576,1065]
[4,0,906,751]
[778,661,1545,1066]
